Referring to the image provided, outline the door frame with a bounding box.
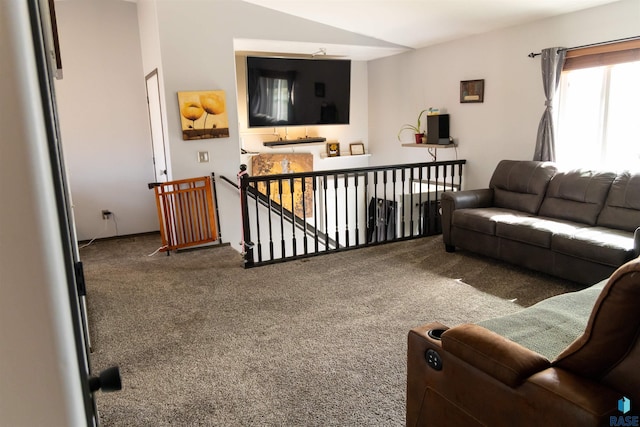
[29,0,97,423]
[145,68,170,183]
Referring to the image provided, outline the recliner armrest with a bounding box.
[442,324,550,388]
[525,367,621,420]
[441,188,494,210]
[634,227,640,257]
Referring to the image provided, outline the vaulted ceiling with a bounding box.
[238,0,621,59]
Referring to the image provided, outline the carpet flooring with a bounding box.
[81,233,580,426]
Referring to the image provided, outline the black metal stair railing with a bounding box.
[231,160,465,268]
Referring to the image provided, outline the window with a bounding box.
[248,70,295,125]
[555,40,640,172]
[255,75,291,122]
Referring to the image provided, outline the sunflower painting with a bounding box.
[178,90,230,140]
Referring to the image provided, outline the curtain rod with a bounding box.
[527,35,640,58]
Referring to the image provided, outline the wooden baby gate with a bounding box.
[151,175,220,252]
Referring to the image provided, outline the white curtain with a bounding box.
[533,47,566,162]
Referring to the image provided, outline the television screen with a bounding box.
[246,56,351,128]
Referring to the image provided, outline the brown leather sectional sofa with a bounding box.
[441,160,640,284]
[407,256,640,426]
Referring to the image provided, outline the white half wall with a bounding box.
[368,0,640,190]
[54,0,158,241]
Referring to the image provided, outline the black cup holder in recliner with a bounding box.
[427,328,447,340]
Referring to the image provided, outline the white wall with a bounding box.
[53,0,640,247]
[368,0,640,190]
[54,1,158,241]
[152,0,398,251]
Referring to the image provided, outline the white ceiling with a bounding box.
[239,0,621,60]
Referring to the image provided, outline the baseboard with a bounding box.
[77,230,161,245]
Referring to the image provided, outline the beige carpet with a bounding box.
[82,233,580,426]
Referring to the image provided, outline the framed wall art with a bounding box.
[349,142,365,155]
[178,90,230,140]
[326,142,340,157]
[460,79,484,103]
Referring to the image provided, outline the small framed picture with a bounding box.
[349,142,365,155]
[326,142,340,157]
[460,79,484,103]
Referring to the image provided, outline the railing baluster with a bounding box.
[334,173,339,248]
[364,172,369,244]
[344,172,349,247]
[354,173,360,246]
[266,180,274,262]
[436,165,440,232]
[254,181,262,262]
[313,176,319,253]
[323,175,329,251]
[417,166,424,236]
[400,168,406,238]
[278,179,285,257]
[290,177,296,257]
[409,167,414,237]
[301,177,308,255]
[392,169,397,240]
[374,171,381,242]
[382,170,388,241]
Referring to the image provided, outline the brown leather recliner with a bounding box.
[407,257,640,426]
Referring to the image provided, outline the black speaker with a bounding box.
[426,114,450,145]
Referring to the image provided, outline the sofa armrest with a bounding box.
[441,189,494,248]
[442,324,550,387]
[634,227,640,257]
[442,188,494,210]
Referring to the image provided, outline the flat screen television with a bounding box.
[246,56,351,128]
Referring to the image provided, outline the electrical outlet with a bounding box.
[101,210,112,220]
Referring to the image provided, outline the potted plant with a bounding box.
[397,108,431,144]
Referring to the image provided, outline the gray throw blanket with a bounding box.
[477,279,607,361]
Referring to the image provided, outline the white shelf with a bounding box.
[401,143,455,149]
[319,153,371,159]
[263,137,326,147]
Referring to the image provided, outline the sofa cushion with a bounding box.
[495,217,587,249]
[597,171,640,232]
[552,227,635,267]
[489,160,557,215]
[452,208,532,236]
[538,169,616,225]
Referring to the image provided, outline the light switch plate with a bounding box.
[197,151,209,163]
